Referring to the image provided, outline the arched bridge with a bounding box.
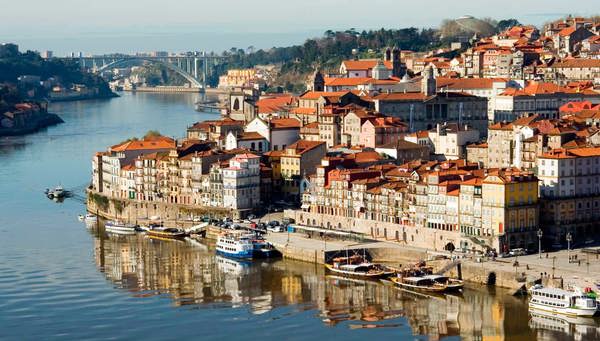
[63,54,226,88]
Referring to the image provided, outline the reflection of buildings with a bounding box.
[92,232,537,339]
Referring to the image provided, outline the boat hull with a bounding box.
[325,264,389,279]
[216,249,254,260]
[147,231,186,240]
[529,302,599,317]
[105,224,136,234]
[390,277,463,293]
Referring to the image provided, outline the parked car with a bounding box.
[509,248,527,257]
[268,220,280,226]
[282,217,295,225]
[267,225,284,233]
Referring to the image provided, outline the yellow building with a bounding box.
[279,140,326,201]
[482,169,538,253]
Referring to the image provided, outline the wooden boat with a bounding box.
[146,227,186,240]
[325,255,394,279]
[391,274,464,293]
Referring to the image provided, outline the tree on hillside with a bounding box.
[144,130,161,139]
[497,19,522,31]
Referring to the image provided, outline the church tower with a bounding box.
[391,46,406,78]
[311,70,324,91]
[422,66,436,96]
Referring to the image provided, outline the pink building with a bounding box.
[360,117,408,148]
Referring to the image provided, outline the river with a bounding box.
[0,92,594,340]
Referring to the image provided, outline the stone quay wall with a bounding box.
[87,190,231,226]
[285,210,463,252]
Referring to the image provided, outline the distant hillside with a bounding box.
[216,17,516,90]
[0,46,113,97]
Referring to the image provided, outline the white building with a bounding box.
[405,123,480,160]
[225,131,269,152]
[537,147,600,199]
[222,153,261,213]
[245,117,300,151]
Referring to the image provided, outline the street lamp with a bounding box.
[566,232,573,263]
[537,229,543,259]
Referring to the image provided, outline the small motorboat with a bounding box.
[80,213,97,223]
[84,213,98,223]
[146,226,187,240]
[104,220,137,234]
[46,186,66,199]
[251,237,281,259]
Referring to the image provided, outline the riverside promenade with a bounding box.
[264,228,600,292]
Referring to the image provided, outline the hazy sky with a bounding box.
[2,0,598,55]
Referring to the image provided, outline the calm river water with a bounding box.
[0,92,595,340]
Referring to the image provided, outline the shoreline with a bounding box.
[48,91,119,103]
[85,190,551,292]
[0,113,64,137]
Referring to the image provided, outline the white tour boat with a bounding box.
[529,284,599,317]
[216,232,255,259]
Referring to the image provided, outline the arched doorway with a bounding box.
[444,242,456,252]
[233,98,240,110]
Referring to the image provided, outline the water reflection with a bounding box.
[91,228,592,340]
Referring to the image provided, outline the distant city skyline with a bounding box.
[5,0,598,55]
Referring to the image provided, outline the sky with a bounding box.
[2,0,598,55]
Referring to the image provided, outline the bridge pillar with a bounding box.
[194,57,199,79]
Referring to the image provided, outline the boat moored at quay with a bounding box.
[216,232,280,260]
[529,285,599,317]
[216,232,255,259]
[325,255,395,279]
[390,274,464,293]
[104,220,137,235]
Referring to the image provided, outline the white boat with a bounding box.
[529,285,599,317]
[84,214,98,223]
[78,214,85,221]
[104,220,136,234]
[216,232,255,259]
[47,186,65,199]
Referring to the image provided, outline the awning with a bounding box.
[301,204,310,209]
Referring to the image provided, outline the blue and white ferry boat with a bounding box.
[216,232,255,259]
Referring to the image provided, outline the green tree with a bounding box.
[497,19,522,31]
[144,130,161,139]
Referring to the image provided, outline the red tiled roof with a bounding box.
[256,94,296,114]
[300,91,351,100]
[558,26,577,37]
[111,136,175,152]
[237,132,266,141]
[341,60,392,71]
[291,107,316,115]
[285,140,325,155]
[551,59,600,69]
[270,118,301,129]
